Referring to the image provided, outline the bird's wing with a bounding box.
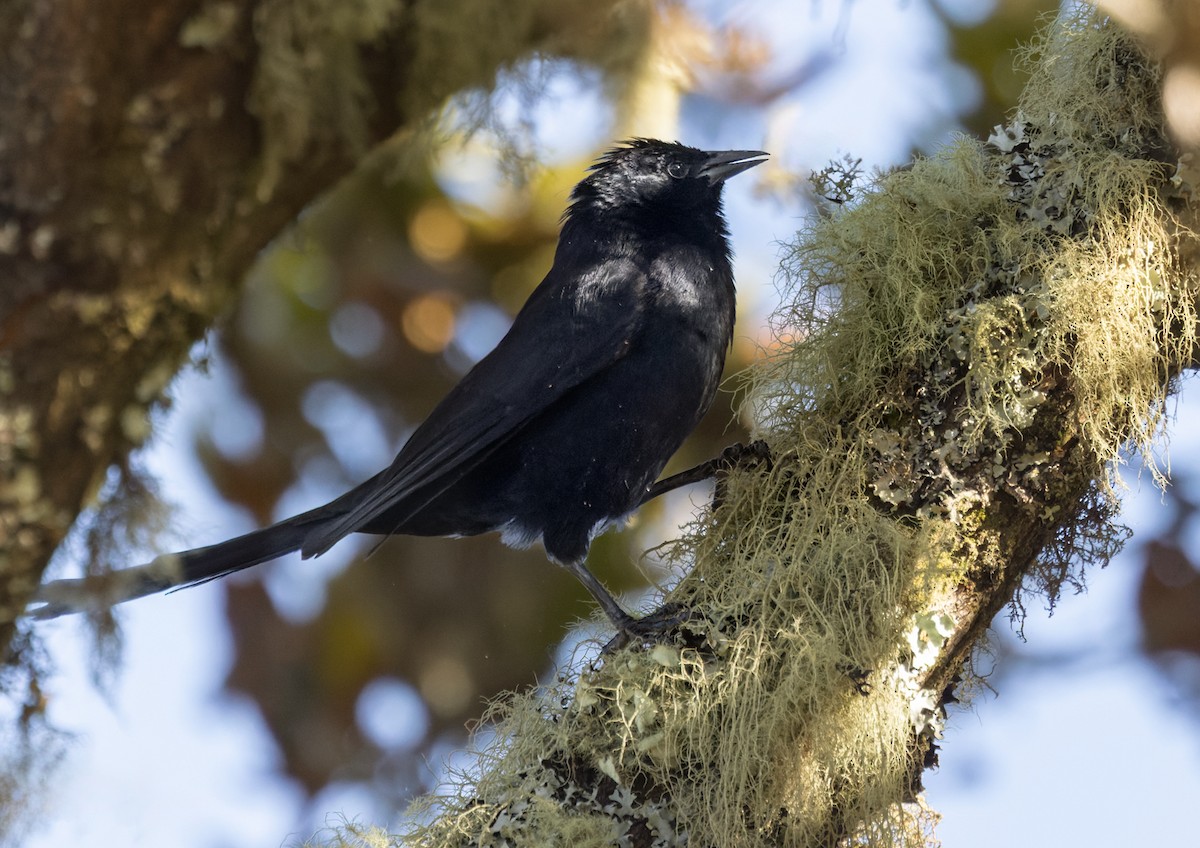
[299,256,645,557]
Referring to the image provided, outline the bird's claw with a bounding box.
[839,663,873,696]
[712,439,773,510]
[602,603,693,653]
[719,439,773,471]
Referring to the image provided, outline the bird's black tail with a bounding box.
[28,514,319,620]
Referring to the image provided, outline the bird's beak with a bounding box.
[700,149,769,184]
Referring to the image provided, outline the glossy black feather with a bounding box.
[30,139,766,628]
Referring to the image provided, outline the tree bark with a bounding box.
[0,0,638,660]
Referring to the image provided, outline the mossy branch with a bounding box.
[0,0,640,660]
[355,12,1199,848]
[0,2,644,831]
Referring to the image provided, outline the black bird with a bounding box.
[31,139,767,635]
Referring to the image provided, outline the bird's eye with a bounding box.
[666,160,688,179]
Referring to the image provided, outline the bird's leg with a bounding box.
[561,558,639,633]
[569,441,774,651]
[560,559,691,651]
[639,439,773,507]
[600,603,693,652]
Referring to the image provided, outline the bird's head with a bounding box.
[568,139,768,223]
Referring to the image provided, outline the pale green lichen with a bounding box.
[294,12,1195,848]
[179,1,240,50]
[135,361,178,404]
[247,0,402,201]
[119,405,152,444]
[0,467,41,508]
[80,404,112,454]
[0,221,19,254]
[28,225,54,260]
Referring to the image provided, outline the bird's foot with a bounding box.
[839,662,873,696]
[640,440,774,508]
[602,602,693,653]
[712,439,774,510]
[718,439,774,471]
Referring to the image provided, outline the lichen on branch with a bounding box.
[368,12,1199,848]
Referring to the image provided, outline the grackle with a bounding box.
[31,139,768,637]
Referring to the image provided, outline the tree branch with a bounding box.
[0,0,639,661]
[386,12,1200,847]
